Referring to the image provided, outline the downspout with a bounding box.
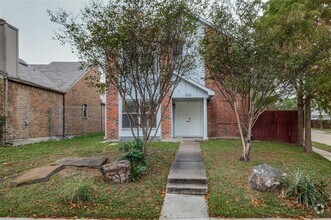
[63,94,66,138]
[4,77,8,144]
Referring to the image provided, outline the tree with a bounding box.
[268,97,297,110]
[48,0,203,152]
[261,0,331,153]
[201,0,288,161]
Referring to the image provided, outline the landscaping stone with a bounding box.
[10,164,64,187]
[53,156,108,169]
[100,160,131,183]
[248,164,286,192]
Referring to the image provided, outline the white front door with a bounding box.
[174,100,203,137]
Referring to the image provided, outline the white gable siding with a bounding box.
[184,21,206,85]
[173,79,208,99]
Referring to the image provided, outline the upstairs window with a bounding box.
[82,104,88,118]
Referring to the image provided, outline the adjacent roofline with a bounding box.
[8,76,65,94]
[65,67,91,92]
[198,16,213,27]
[0,69,8,76]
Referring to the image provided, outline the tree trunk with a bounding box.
[243,127,252,161]
[304,97,313,153]
[297,92,304,146]
[233,101,250,161]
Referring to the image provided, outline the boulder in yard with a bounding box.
[248,164,286,192]
[100,160,131,183]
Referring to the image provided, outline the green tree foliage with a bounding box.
[261,0,331,152]
[269,97,297,110]
[48,0,204,152]
[201,0,289,161]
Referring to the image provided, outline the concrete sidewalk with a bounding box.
[313,147,331,161]
[312,129,331,146]
[160,141,209,219]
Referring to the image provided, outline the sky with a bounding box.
[0,0,259,65]
[0,0,87,64]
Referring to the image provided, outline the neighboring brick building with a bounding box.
[105,18,239,141]
[0,19,104,145]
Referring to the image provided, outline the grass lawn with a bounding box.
[313,142,331,153]
[201,140,331,218]
[0,133,179,219]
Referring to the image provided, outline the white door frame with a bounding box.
[173,98,207,138]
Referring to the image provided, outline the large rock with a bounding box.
[53,156,108,169]
[11,164,64,187]
[101,160,131,183]
[248,164,286,192]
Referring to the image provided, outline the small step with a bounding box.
[168,177,207,184]
[166,183,208,195]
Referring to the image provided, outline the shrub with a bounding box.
[60,178,95,205]
[119,138,147,181]
[281,169,330,212]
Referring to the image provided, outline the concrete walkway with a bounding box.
[312,129,331,146]
[160,141,209,219]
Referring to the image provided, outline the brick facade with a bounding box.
[105,83,119,140]
[64,68,103,136]
[0,77,5,116]
[6,81,63,142]
[205,79,239,138]
[161,94,172,140]
[0,77,6,143]
[3,68,103,145]
[105,79,240,141]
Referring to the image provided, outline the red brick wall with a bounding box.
[0,77,6,142]
[105,83,118,140]
[6,81,63,141]
[65,68,103,135]
[0,77,5,116]
[205,76,240,138]
[161,94,172,140]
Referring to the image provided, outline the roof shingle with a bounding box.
[13,59,88,93]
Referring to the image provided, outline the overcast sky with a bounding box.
[0,0,255,65]
[0,0,87,64]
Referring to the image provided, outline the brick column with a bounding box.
[106,83,119,140]
[205,68,239,138]
[161,94,172,140]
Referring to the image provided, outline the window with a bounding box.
[122,100,157,129]
[122,101,138,128]
[82,104,88,118]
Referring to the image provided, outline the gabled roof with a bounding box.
[33,62,88,92]
[198,17,213,27]
[183,77,215,97]
[17,59,61,92]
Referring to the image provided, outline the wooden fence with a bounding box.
[252,110,298,143]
